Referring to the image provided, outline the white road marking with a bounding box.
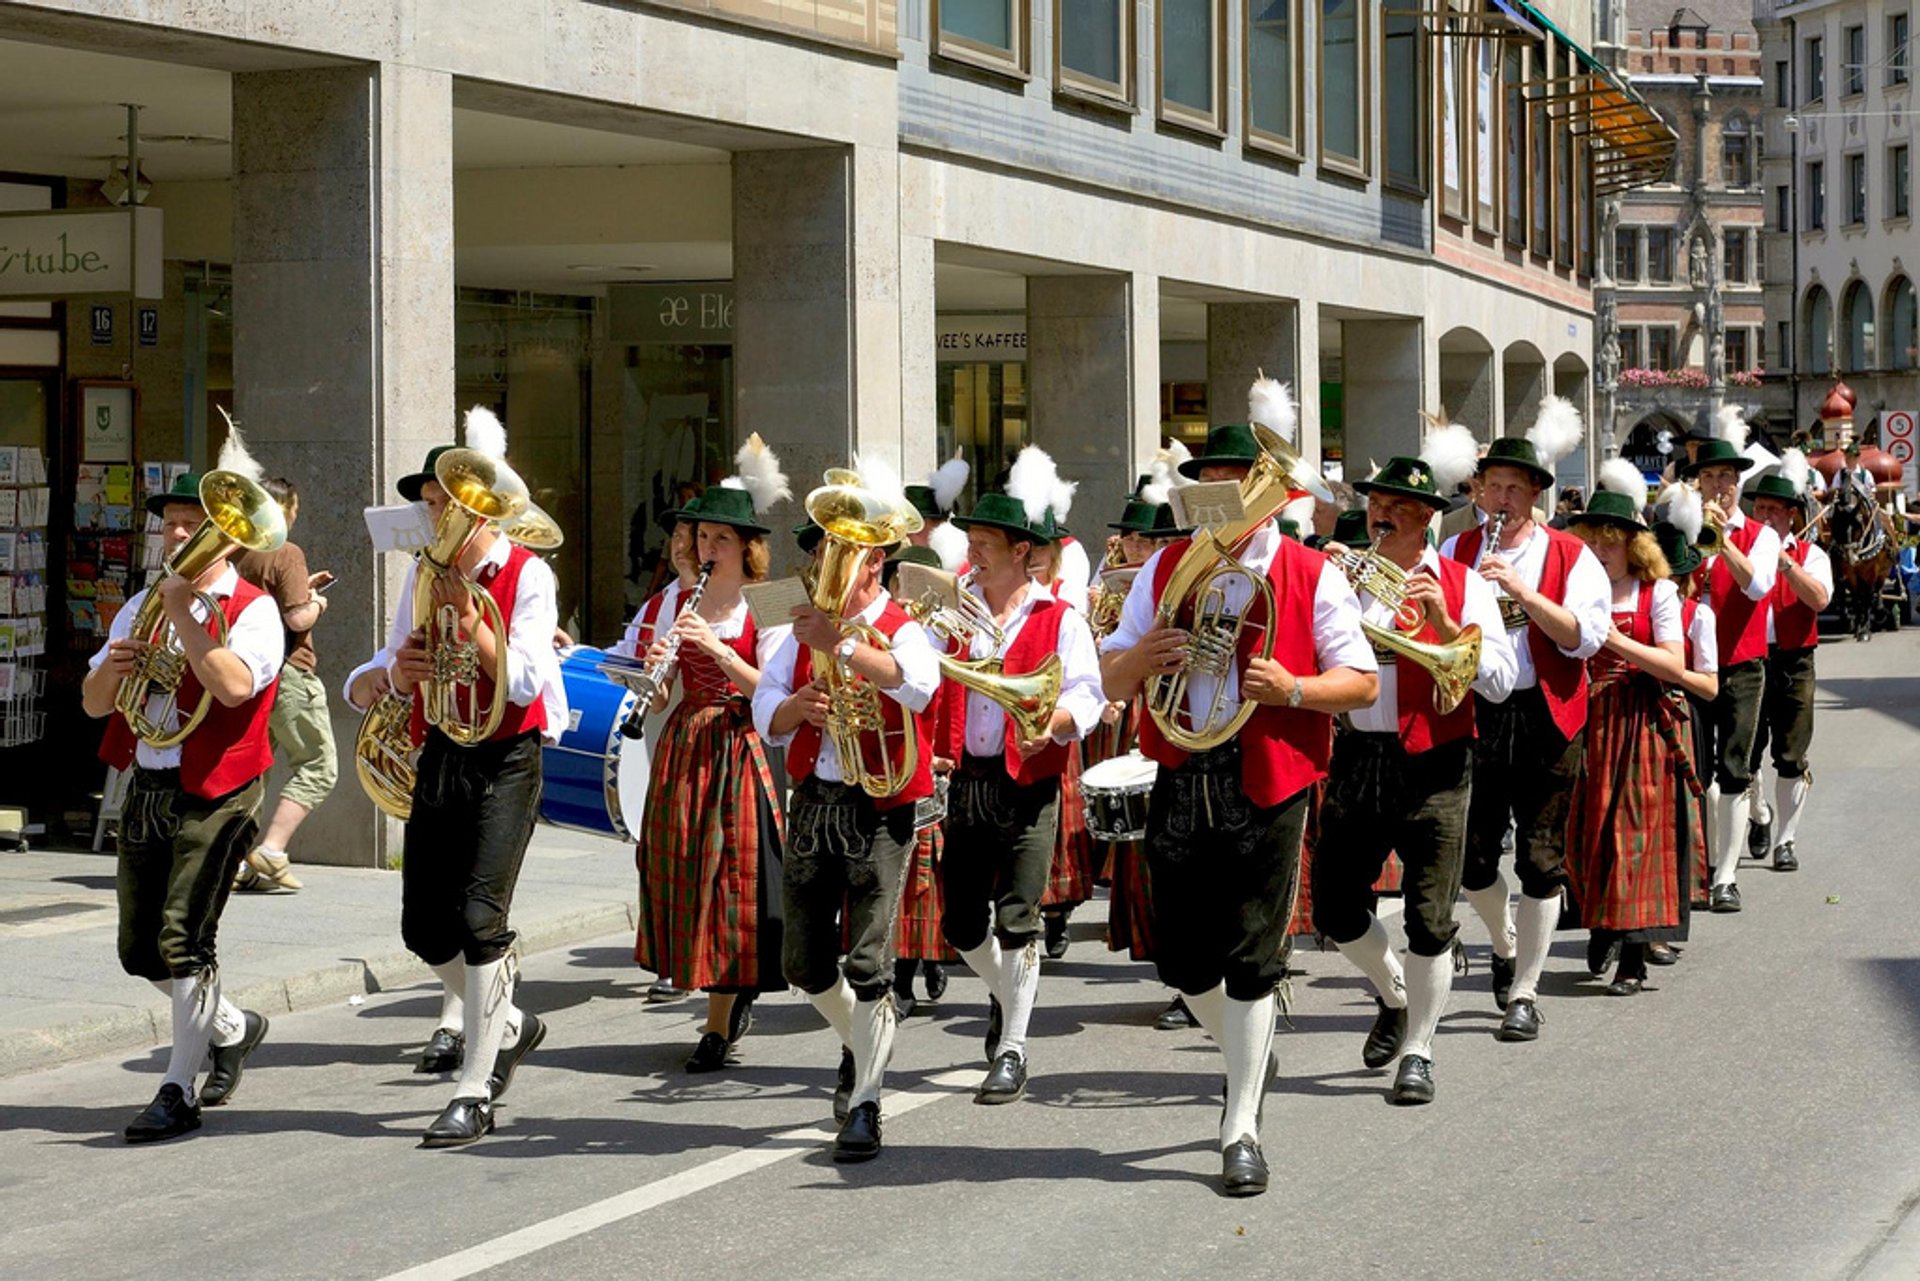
[379,1068,981,1281]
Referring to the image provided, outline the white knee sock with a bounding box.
[209,996,247,1049]
[958,937,1008,1006]
[1184,982,1227,1042]
[452,960,514,1101]
[995,940,1041,1061]
[1747,769,1773,827]
[1334,916,1407,1009]
[162,973,220,1096]
[1713,788,1750,887]
[430,959,466,1033]
[847,995,897,1108]
[807,977,857,1047]
[1509,893,1558,1005]
[1463,884,1516,959]
[1401,952,1454,1061]
[1217,993,1276,1148]
[1775,773,1811,847]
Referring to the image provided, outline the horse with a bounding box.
[1821,479,1896,642]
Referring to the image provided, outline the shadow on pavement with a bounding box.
[1813,674,1920,733]
[790,1137,1219,1191]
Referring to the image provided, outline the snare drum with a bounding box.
[1080,751,1158,843]
[541,647,653,840]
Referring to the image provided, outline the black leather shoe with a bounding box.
[416,1028,463,1075]
[833,1047,855,1123]
[1605,976,1645,996]
[1389,1054,1434,1106]
[984,996,1003,1064]
[1361,1000,1407,1069]
[975,1051,1028,1104]
[894,992,918,1021]
[923,962,949,1001]
[488,1011,546,1102]
[726,993,756,1046]
[1747,816,1772,860]
[201,1011,269,1107]
[685,1031,732,1073]
[833,1100,883,1162]
[1586,934,1620,978]
[1155,997,1196,1031]
[124,1084,201,1143]
[1646,943,1680,966]
[1497,997,1542,1042]
[1220,1138,1269,1196]
[1773,841,1799,873]
[1489,954,1515,1011]
[1710,884,1743,913]
[421,1096,494,1148]
[645,979,686,1004]
[1043,914,1069,960]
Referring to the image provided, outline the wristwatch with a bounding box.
[834,636,858,664]
[1286,680,1305,709]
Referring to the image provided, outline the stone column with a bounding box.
[1027,274,1149,536]
[231,62,454,869]
[898,232,939,484]
[1206,302,1298,428]
[1343,320,1425,469]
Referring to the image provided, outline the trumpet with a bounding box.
[1683,481,1728,555]
[114,470,287,747]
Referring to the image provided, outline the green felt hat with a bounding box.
[1681,438,1755,477]
[1748,474,1809,508]
[1109,496,1160,532]
[1147,503,1192,538]
[952,492,1051,545]
[1277,517,1303,540]
[681,485,770,535]
[887,543,942,569]
[1330,508,1372,548]
[903,484,945,520]
[1178,423,1262,479]
[1478,438,1556,488]
[1650,520,1703,576]
[1354,456,1450,510]
[792,518,824,555]
[146,472,205,517]
[1577,489,1647,531]
[396,445,459,502]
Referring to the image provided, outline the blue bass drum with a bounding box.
[541,647,652,840]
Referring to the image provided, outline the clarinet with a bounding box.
[618,561,715,740]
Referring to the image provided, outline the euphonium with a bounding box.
[114,469,287,747]
[353,689,420,821]
[1145,422,1331,752]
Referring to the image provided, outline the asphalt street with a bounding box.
[3,627,1918,1281]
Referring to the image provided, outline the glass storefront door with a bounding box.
[937,361,1027,501]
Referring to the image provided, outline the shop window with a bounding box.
[1159,0,1226,131]
[935,0,1028,74]
[1647,227,1674,283]
[938,360,1029,502]
[1892,144,1911,218]
[1614,226,1640,282]
[1846,152,1868,224]
[1807,160,1826,230]
[1724,227,1749,283]
[1726,327,1749,371]
[1057,0,1132,103]
[1723,115,1751,187]
[1845,25,1866,95]
[1245,0,1302,156]
[1382,6,1425,193]
[1318,0,1369,176]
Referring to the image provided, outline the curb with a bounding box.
[0,901,637,1080]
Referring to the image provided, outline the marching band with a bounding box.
[84,380,1833,1196]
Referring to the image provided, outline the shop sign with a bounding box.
[0,208,164,300]
[608,283,734,344]
[937,316,1027,362]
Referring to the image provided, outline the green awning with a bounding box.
[1508,0,1679,194]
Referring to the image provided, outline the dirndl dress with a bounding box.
[1041,744,1097,909]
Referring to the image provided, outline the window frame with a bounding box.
[1614,225,1640,282]
[1726,326,1750,372]
[1380,2,1428,195]
[1315,0,1373,179]
[1440,11,1471,222]
[1242,0,1305,159]
[1776,183,1792,231]
[932,0,1032,78]
[1647,325,1676,371]
[1776,59,1790,107]
[1845,150,1868,225]
[1504,40,1529,248]
[1619,326,1641,369]
[1892,144,1912,219]
[1807,34,1825,102]
[1472,33,1501,232]
[1156,0,1229,135]
[1647,226,1674,283]
[1724,227,1750,284]
[1054,0,1137,107]
[1807,159,1827,230]
[1844,24,1867,97]
[1891,13,1911,86]
[1722,114,1751,188]
[1530,41,1553,256]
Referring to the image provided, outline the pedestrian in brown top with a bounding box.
[234,477,337,892]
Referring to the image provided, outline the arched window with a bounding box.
[1886,277,1918,371]
[1805,286,1832,375]
[1843,281,1876,370]
[1723,114,1751,188]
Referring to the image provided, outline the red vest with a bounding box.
[1393,556,1477,754]
[1135,535,1332,808]
[1447,523,1589,740]
[1770,540,1820,652]
[409,544,549,744]
[787,600,936,810]
[99,578,280,799]
[1591,580,1657,682]
[1708,517,1771,667]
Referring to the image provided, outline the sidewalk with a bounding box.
[0,824,642,1078]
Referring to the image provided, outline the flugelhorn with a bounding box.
[114,470,287,747]
[899,565,1064,744]
[1683,481,1727,555]
[1330,547,1425,633]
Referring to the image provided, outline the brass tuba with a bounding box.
[1145,423,1328,751]
[353,689,419,821]
[502,501,565,551]
[114,470,287,747]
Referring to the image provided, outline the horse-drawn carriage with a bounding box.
[1808,443,1912,641]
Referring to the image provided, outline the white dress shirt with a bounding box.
[1614,578,1684,645]
[1719,509,1781,601]
[612,579,683,660]
[1439,521,1611,690]
[752,590,940,783]
[959,580,1105,756]
[91,564,285,770]
[342,537,569,745]
[1101,524,1378,726]
[1767,536,1833,643]
[1688,599,1720,674]
[1347,547,1517,734]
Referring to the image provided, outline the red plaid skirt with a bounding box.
[1566,676,1683,932]
[1289,781,1402,936]
[895,824,958,961]
[1042,749,1097,908]
[634,698,786,989]
[1106,843,1156,959]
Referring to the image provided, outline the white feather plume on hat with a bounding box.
[852,449,906,510]
[929,453,971,512]
[1248,373,1298,444]
[1141,442,1193,505]
[1715,403,1751,450]
[1659,481,1704,544]
[928,520,969,573]
[718,432,791,514]
[1007,446,1060,525]
[1599,457,1649,515]
[463,405,508,461]
[214,407,265,483]
[1527,397,1585,471]
[1781,447,1812,497]
[1419,413,1482,495]
[1048,476,1077,526]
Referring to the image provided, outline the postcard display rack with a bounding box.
[0,447,51,747]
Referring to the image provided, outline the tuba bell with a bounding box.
[353,689,420,821]
[114,470,287,747]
